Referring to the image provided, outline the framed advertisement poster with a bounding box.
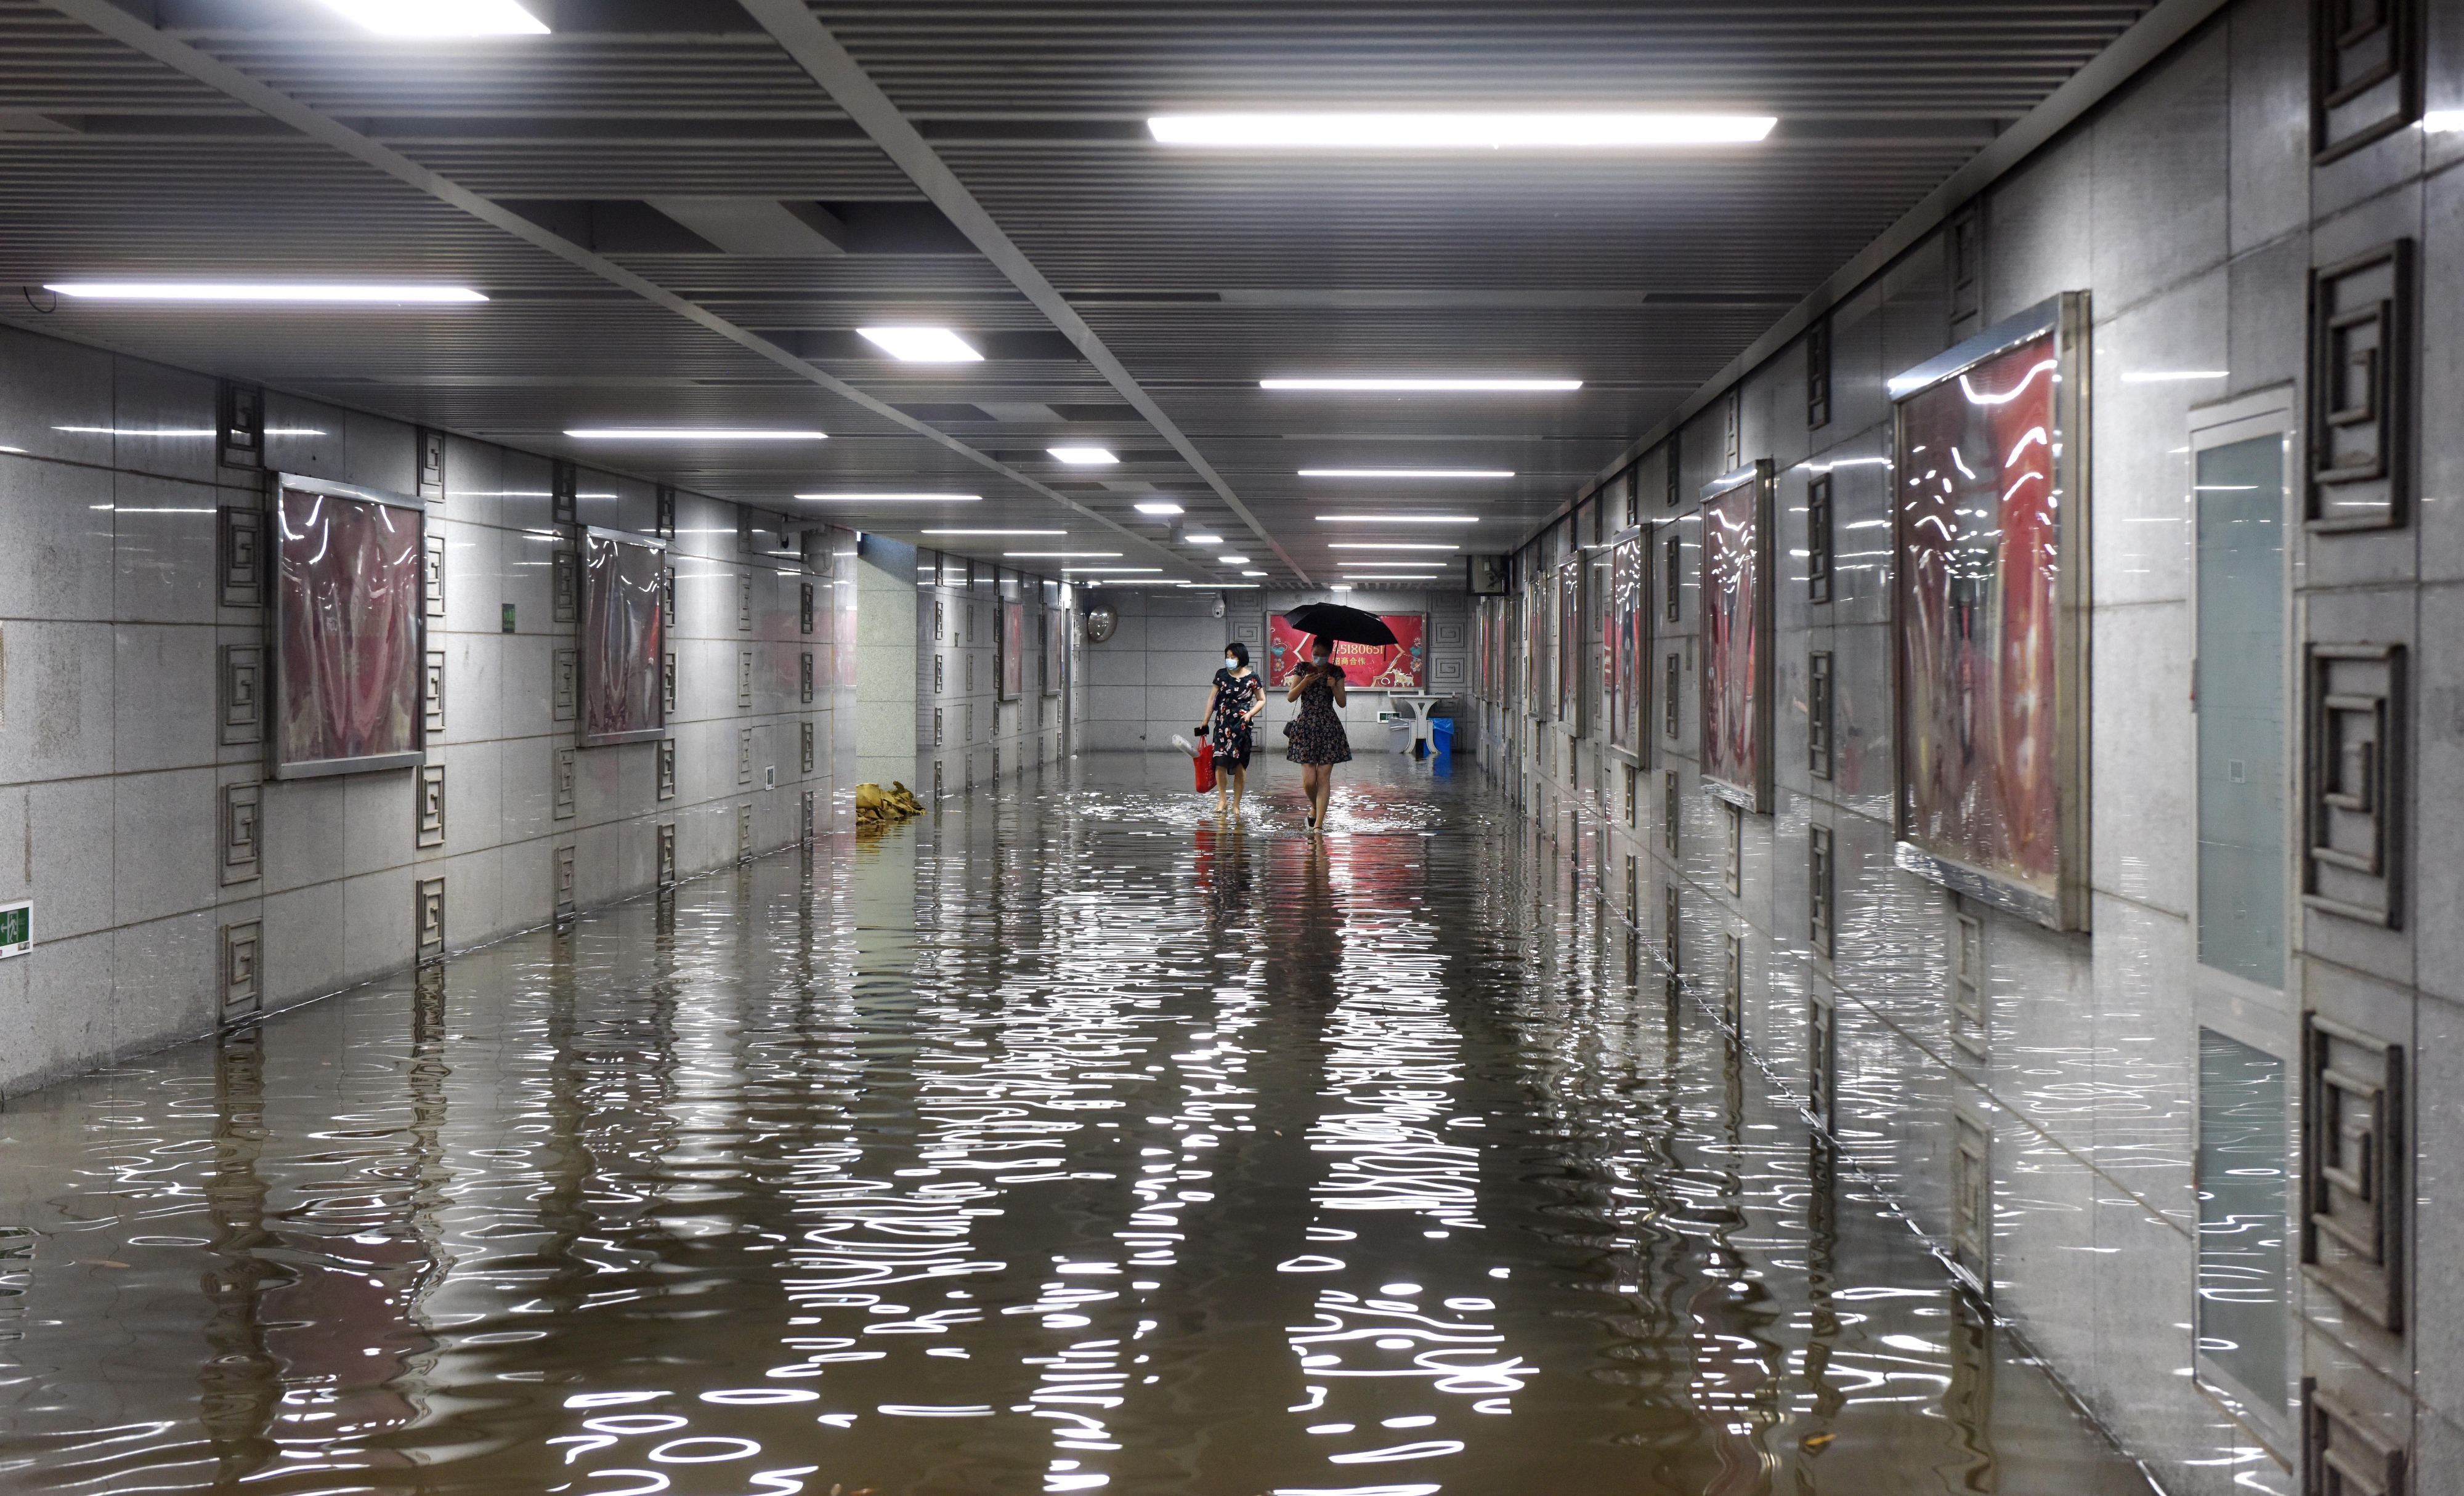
[1268,612,1426,689]
[999,599,1024,701]
[578,527,668,746]
[1609,531,1644,756]
[1524,575,1552,721]
[1042,604,1064,696]
[1701,461,1773,812]
[269,474,427,779]
[1889,291,2090,930]
[1556,560,1583,731]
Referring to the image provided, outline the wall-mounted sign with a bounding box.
[0,900,30,958]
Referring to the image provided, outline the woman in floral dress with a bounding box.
[1198,641,1264,814]
[1283,636,1351,831]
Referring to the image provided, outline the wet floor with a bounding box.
[0,754,2153,1495]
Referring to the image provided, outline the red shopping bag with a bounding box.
[1194,751,1217,794]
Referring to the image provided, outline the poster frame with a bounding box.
[1887,291,2093,931]
[576,524,670,748]
[999,597,1024,702]
[267,473,428,780]
[1698,461,1775,812]
[1607,526,1646,764]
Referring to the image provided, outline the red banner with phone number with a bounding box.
[1266,613,1427,689]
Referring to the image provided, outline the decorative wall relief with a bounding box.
[416,427,445,501]
[2304,1382,2406,1496]
[554,747,576,819]
[413,876,445,967]
[424,531,445,620]
[655,484,676,540]
[657,737,676,800]
[800,581,815,635]
[737,803,753,863]
[219,783,261,886]
[216,381,263,469]
[220,919,262,1020]
[737,649,754,710]
[424,650,446,735]
[1807,314,1833,430]
[657,822,676,887]
[737,573,753,632]
[1809,649,1835,780]
[219,644,263,746]
[2304,643,2404,926]
[2312,0,2420,161]
[800,651,814,705]
[551,459,576,525]
[1889,294,2091,931]
[1951,1109,1992,1297]
[219,505,264,608]
[415,764,445,849]
[800,720,814,776]
[2303,1010,2405,1330]
[1809,824,1834,956]
[737,727,752,786]
[552,549,577,623]
[2308,242,2414,532]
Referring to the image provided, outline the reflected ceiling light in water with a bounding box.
[1262,377,1579,392]
[46,280,490,301]
[857,325,983,362]
[1300,469,1513,479]
[318,0,546,33]
[1151,113,1775,149]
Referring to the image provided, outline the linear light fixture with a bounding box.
[46,281,487,302]
[2120,370,2229,383]
[1149,113,1775,150]
[1342,573,1440,580]
[1185,532,1223,545]
[1048,445,1119,465]
[922,528,1065,536]
[1337,560,1449,568]
[793,500,976,512]
[55,424,327,437]
[1061,566,1163,573]
[1316,514,1478,524]
[1299,468,1514,479]
[1328,542,1459,551]
[572,428,826,441]
[1005,551,1121,558]
[1241,570,1268,577]
[857,325,984,363]
[1262,377,1580,392]
[318,0,546,34]
[2426,111,2464,133]
[1217,554,1250,565]
[1133,501,1183,515]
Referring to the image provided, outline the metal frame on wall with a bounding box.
[1887,291,2093,931]
[266,473,429,780]
[1699,460,1774,812]
[576,525,670,748]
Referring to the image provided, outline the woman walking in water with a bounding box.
[1198,641,1263,814]
[1284,636,1351,831]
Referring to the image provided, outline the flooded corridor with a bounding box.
[0,756,2149,1495]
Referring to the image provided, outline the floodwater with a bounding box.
[0,754,2152,1495]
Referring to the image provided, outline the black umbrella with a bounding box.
[1282,602,1398,647]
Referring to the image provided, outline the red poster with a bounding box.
[272,480,425,777]
[1701,473,1769,808]
[1896,331,2062,891]
[1268,613,1426,689]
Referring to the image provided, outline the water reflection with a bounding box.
[0,758,2146,1494]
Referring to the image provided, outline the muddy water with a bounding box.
[0,756,2150,1494]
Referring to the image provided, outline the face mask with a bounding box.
[1225,658,1238,668]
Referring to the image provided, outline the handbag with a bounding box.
[1194,751,1217,793]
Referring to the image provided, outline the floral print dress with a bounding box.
[1208,668,1262,767]
[1283,666,1353,766]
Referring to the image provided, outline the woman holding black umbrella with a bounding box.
[1284,634,1351,831]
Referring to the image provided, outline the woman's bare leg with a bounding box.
[1313,767,1334,827]
[1228,764,1246,811]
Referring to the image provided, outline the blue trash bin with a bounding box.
[1429,718,1454,755]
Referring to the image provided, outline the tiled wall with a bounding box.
[912,552,1071,801]
[0,324,851,1099]
[1480,3,2464,1490]
[1073,584,1478,758]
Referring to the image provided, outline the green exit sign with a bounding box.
[0,901,29,958]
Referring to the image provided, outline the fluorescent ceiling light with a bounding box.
[2426,110,2464,133]
[46,281,487,302]
[1133,501,1183,515]
[1299,468,1513,479]
[2120,370,2229,382]
[318,0,546,34]
[1217,554,1250,565]
[857,325,983,363]
[1005,551,1121,558]
[1241,570,1268,577]
[1062,567,1162,573]
[1338,560,1448,568]
[1316,514,1477,524]
[920,528,1064,535]
[1329,584,1355,592]
[1185,532,1223,545]
[793,500,976,512]
[1149,112,1775,150]
[1049,445,1119,465]
[1262,377,1580,392]
[1329,542,1459,551]
[572,428,825,441]
[1343,573,1439,580]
